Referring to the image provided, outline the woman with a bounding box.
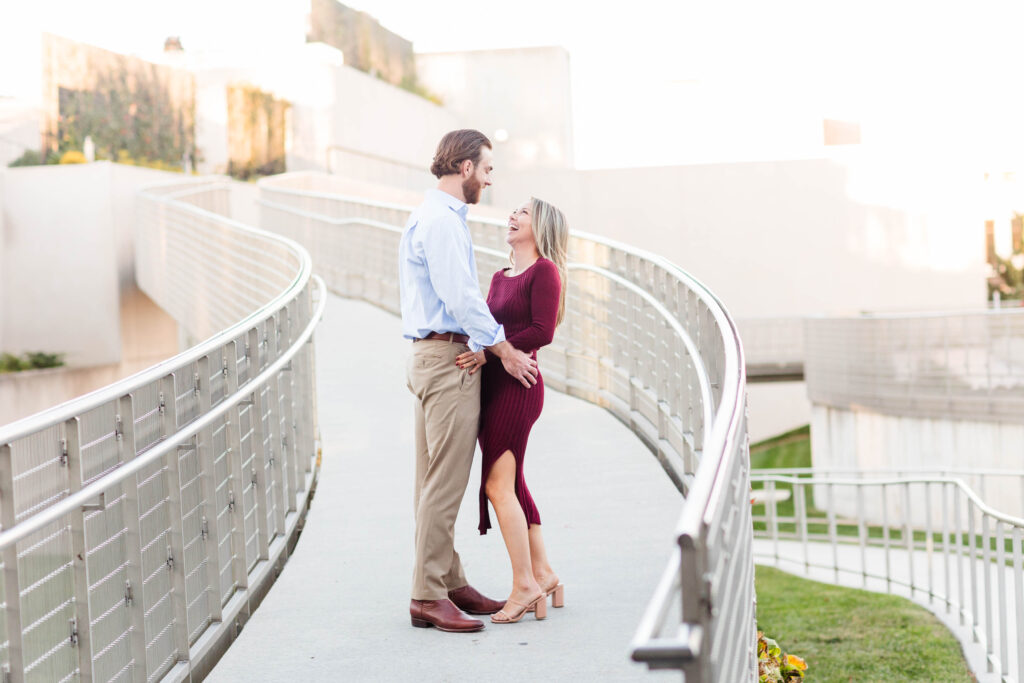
[455,197,569,624]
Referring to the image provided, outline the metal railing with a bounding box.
[751,470,1024,682]
[256,172,754,681]
[0,178,324,682]
[805,309,1024,422]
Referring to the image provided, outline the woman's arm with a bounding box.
[504,260,561,352]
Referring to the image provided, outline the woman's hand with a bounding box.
[455,350,487,374]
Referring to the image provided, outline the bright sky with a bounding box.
[2,0,1024,169]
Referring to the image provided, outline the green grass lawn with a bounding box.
[752,427,975,681]
[756,566,975,682]
[751,425,812,469]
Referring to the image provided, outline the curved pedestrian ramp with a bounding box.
[208,294,684,681]
[0,174,753,681]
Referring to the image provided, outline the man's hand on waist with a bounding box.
[487,341,538,388]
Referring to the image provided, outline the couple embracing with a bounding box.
[400,129,568,632]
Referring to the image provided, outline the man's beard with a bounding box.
[462,175,483,204]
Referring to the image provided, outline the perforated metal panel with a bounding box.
[0,179,322,683]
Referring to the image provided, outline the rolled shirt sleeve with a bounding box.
[418,217,505,352]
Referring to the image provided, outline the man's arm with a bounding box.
[418,216,538,388]
[418,217,504,351]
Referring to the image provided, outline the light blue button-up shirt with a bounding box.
[399,189,505,352]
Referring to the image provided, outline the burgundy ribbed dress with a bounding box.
[478,257,561,535]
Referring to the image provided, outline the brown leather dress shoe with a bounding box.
[410,599,484,632]
[447,584,505,615]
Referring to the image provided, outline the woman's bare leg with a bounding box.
[486,450,542,606]
[527,524,558,590]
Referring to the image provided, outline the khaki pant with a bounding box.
[406,339,481,600]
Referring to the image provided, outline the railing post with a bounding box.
[266,315,288,537]
[678,534,709,683]
[857,485,867,588]
[113,399,149,682]
[159,375,191,662]
[902,483,914,597]
[995,521,1008,679]
[223,341,251,600]
[955,489,966,627]
[1013,526,1024,683]
[248,328,272,561]
[767,480,779,564]
[196,355,224,623]
[967,500,979,642]
[941,482,951,614]
[64,419,93,683]
[923,482,934,605]
[980,514,993,671]
[280,307,299,514]
[795,484,808,574]
[881,483,891,593]
[827,482,838,583]
[0,444,24,683]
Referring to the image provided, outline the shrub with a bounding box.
[758,631,807,682]
[0,352,66,373]
[59,150,87,164]
[7,149,44,167]
[114,150,184,173]
[24,352,65,369]
[0,353,27,373]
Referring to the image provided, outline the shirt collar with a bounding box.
[428,188,469,220]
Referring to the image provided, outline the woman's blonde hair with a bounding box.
[514,197,569,326]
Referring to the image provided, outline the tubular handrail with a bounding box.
[0,184,312,448]
[255,193,722,446]
[0,275,327,551]
[257,182,733,445]
[569,263,716,443]
[750,469,1024,681]
[256,173,754,681]
[0,177,324,683]
[752,473,1024,527]
[754,466,1024,476]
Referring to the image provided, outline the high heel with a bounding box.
[529,579,565,612]
[491,593,546,623]
[549,583,565,608]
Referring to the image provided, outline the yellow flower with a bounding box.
[785,654,807,671]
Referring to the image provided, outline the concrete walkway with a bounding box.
[208,295,682,682]
[755,539,1016,683]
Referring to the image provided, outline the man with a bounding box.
[400,129,539,633]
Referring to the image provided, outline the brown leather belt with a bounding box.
[414,331,470,344]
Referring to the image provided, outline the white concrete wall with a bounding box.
[1,163,120,366]
[416,47,574,172]
[0,163,182,429]
[0,162,185,367]
[490,156,987,320]
[810,404,1024,524]
[110,163,194,287]
[747,381,811,443]
[325,64,460,174]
